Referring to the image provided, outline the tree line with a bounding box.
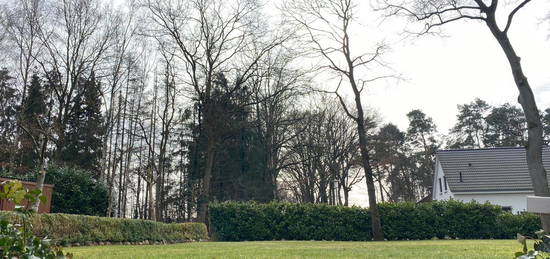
[0,0,368,222]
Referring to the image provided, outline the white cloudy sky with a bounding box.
[318,1,550,207]
[109,0,550,137]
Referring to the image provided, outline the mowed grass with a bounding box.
[66,240,525,258]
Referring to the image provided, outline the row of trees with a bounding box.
[0,0,334,222]
[0,69,103,175]
[448,98,550,149]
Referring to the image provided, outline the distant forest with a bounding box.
[1,0,549,223]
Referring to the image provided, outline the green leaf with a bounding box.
[515,251,525,257]
[29,189,41,196]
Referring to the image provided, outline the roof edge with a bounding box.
[452,189,534,194]
[437,146,528,153]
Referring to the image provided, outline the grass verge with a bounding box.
[66,239,525,258]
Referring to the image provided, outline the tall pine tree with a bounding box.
[406,109,439,197]
[187,73,271,203]
[0,69,19,171]
[485,103,526,147]
[18,73,48,172]
[449,98,490,149]
[61,72,104,177]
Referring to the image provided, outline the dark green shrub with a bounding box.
[495,212,541,239]
[428,200,502,239]
[0,212,207,244]
[45,165,108,216]
[209,202,372,241]
[209,200,540,241]
[379,202,438,240]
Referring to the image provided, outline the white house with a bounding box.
[432,146,550,214]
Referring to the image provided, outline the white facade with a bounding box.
[432,160,453,200]
[432,159,531,214]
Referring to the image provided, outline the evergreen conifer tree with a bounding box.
[0,69,19,171]
[19,73,47,171]
[62,72,104,177]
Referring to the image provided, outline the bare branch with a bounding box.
[377,0,485,34]
[503,0,531,34]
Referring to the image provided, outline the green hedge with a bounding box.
[0,212,207,245]
[494,212,541,239]
[209,200,541,241]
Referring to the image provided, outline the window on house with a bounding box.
[459,172,463,182]
[438,178,442,193]
[443,176,448,191]
[501,206,512,213]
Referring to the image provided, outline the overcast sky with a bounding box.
[334,1,550,207]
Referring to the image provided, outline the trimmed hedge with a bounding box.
[0,212,207,245]
[209,202,371,241]
[209,200,541,241]
[494,212,541,239]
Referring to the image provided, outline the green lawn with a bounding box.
[66,240,525,258]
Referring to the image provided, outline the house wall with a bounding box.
[432,160,453,200]
[454,192,532,214]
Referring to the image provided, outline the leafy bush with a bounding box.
[0,212,208,245]
[495,212,541,239]
[0,180,70,258]
[209,200,540,241]
[45,165,108,216]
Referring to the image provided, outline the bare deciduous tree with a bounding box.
[250,46,308,200]
[1,0,43,102]
[284,0,388,240]
[281,98,371,206]
[36,0,116,159]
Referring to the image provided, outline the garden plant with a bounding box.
[0,180,70,258]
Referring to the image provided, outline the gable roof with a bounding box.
[437,147,550,193]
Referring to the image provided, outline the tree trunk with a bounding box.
[147,177,156,221]
[107,95,122,217]
[319,176,328,203]
[144,180,149,219]
[485,15,550,232]
[348,79,383,239]
[135,173,141,219]
[197,138,216,224]
[117,93,127,218]
[31,137,48,212]
[343,187,349,206]
[378,177,385,203]
[356,116,384,240]
[31,168,46,212]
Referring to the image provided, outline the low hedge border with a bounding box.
[0,212,207,245]
[209,200,541,241]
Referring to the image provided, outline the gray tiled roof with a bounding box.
[437,147,550,193]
